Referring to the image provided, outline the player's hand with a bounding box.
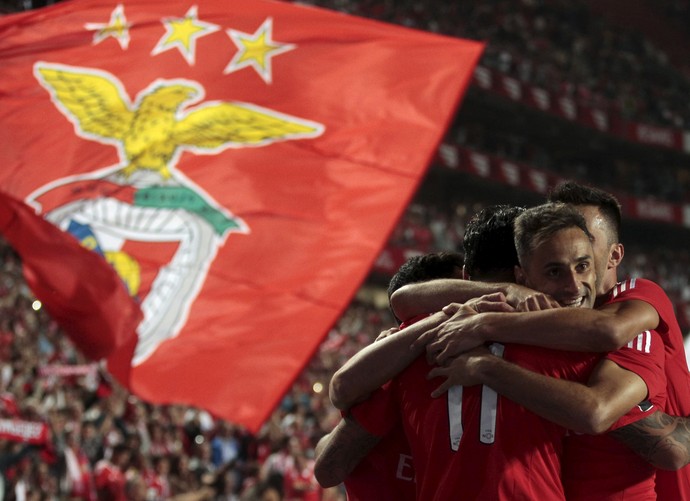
[516,293,561,312]
[502,283,539,308]
[427,345,492,397]
[463,292,515,314]
[411,293,512,366]
[411,303,482,366]
[409,302,474,356]
[374,327,399,342]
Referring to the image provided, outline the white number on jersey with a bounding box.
[447,343,505,450]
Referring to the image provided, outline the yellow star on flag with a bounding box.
[225,17,295,84]
[84,4,131,50]
[152,6,220,65]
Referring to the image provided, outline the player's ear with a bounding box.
[514,265,526,285]
[608,242,624,269]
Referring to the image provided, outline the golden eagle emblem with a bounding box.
[34,62,323,179]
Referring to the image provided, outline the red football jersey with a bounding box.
[357,344,600,501]
[606,278,690,500]
[562,328,666,500]
[343,410,415,501]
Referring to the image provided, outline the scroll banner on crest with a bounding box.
[0,0,484,432]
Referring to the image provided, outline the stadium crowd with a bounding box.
[450,118,690,203]
[305,0,690,205]
[0,232,335,501]
[308,0,690,130]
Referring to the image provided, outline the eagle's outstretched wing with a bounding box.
[35,63,135,141]
[173,102,322,150]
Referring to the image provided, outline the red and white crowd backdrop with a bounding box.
[473,65,690,155]
[436,143,690,228]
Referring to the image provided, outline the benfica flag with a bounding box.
[0,0,483,432]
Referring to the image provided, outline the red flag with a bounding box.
[0,0,484,432]
[0,192,141,361]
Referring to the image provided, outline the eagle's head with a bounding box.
[145,84,199,112]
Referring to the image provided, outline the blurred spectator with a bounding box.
[94,443,131,501]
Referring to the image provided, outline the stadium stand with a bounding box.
[1,0,689,499]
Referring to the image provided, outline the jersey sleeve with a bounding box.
[606,329,666,430]
[349,382,399,437]
[607,278,675,335]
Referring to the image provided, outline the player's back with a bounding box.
[394,343,599,501]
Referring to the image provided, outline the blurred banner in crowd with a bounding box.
[0,419,49,446]
[0,0,483,432]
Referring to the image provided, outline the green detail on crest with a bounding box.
[135,186,241,236]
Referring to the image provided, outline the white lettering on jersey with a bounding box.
[396,453,415,481]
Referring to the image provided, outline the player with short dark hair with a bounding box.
[315,251,464,500]
[386,251,464,324]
